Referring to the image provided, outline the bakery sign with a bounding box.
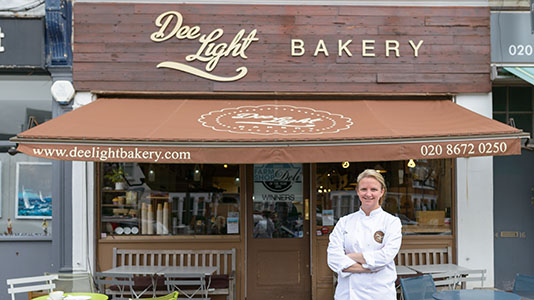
[150,11,259,82]
[150,11,424,82]
[198,104,353,135]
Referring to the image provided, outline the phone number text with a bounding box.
[420,142,508,157]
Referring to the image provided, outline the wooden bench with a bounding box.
[112,248,236,300]
[395,246,452,266]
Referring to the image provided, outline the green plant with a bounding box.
[105,168,125,183]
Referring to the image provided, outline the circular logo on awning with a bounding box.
[198,104,353,135]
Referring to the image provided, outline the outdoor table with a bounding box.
[101,265,166,298]
[102,265,164,275]
[408,264,486,288]
[159,266,218,276]
[514,290,534,299]
[32,292,108,300]
[408,264,474,275]
[433,290,520,300]
[396,265,418,276]
[101,265,218,298]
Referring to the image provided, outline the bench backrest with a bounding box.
[395,247,452,266]
[112,248,236,275]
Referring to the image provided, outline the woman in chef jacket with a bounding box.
[327,169,402,300]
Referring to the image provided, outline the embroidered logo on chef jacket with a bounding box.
[374,231,385,243]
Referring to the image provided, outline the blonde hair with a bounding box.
[357,169,387,205]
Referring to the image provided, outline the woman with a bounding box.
[327,169,402,300]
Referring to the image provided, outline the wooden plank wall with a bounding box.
[73,3,490,94]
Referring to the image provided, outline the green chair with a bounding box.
[131,291,178,300]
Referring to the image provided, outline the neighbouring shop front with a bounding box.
[0,16,57,299]
[491,10,534,290]
[11,3,529,299]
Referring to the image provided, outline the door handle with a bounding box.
[304,198,310,221]
[496,231,526,238]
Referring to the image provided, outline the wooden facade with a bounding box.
[73,3,490,94]
[76,3,489,299]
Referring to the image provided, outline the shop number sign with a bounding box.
[0,27,5,53]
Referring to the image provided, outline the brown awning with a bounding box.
[11,98,528,163]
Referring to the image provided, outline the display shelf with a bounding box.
[102,204,138,207]
[102,216,138,223]
[402,225,451,234]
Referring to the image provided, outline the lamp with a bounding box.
[194,164,201,181]
[51,80,75,104]
[407,159,416,168]
[342,161,350,168]
[148,168,156,182]
[374,164,387,173]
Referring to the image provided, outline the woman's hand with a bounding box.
[347,252,367,264]
[342,262,373,273]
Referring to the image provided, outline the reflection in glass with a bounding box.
[316,160,452,236]
[253,164,304,238]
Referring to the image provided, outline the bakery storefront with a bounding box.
[11,3,528,299]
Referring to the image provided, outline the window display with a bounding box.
[100,163,240,237]
[316,159,453,235]
[252,163,304,239]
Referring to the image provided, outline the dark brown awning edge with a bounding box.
[14,135,527,164]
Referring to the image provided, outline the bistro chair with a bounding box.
[94,272,137,300]
[133,291,179,300]
[6,274,58,300]
[45,272,96,293]
[399,274,437,300]
[513,273,534,293]
[431,271,459,290]
[164,273,209,300]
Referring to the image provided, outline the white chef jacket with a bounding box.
[327,207,402,300]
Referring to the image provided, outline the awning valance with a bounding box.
[11,99,528,163]
[504,67,534,85]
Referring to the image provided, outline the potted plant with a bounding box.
[105,167,127,190]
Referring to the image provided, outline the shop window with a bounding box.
[0,76,53,239]
[493,86,533,135]
[315,160,453,236]
[100,163,240,237]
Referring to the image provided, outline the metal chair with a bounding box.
[164,273,209,300]
[399,274,437,300]
[513,273,534,293]
[45,272,96,293]
[140,291,179,300]
[94,272,137,300]
[6,274,58,300]
[432,271,459,290]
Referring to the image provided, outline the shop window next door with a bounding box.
[247,164,311,300]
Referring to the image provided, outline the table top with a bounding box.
[102,265,164,275]
[396,265,418,276]
[409,264,475,274]
[514,290,534,299]
[160,266,218,275]
[433,290,520,300]
[32,292,108,300]
[102,265,218,276]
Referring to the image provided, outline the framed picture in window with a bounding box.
[0,161,2,218]
[15,162,52,219]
